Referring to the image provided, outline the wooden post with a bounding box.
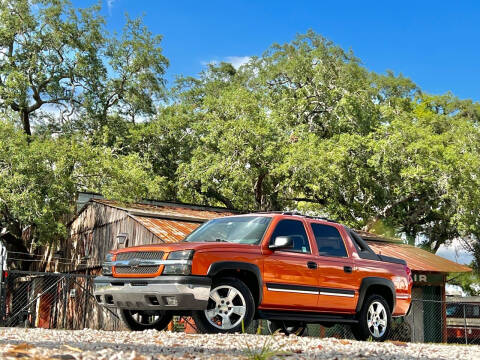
[441,276,447,343]
[82,271,89,329]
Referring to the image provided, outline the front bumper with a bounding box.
[93,276,211,311]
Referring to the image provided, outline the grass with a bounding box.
[243,335,290,360]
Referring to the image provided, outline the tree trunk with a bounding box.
[21,109,32,136]
[472,242,480,273]
[254,173,266,210]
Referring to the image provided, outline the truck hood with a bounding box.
[112,241,257,254]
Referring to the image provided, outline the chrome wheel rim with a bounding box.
[204,285,246,330]
[128,310,162,325]
[367,301,387,338]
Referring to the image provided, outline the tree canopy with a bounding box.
[0,1,479,276]
[0,0,167,136]
[0,117,163,253]
[170,32,480,269]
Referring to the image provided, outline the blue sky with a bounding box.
[71,0,480,101]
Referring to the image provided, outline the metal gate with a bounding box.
[0,270,123,330]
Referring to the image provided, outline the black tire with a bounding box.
[352,294,391,341]
[267,320,307,336]
[120,309,173,331]
[192,277,255,334]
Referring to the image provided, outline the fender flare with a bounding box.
[207,261,263,304]
[356,277,396,313]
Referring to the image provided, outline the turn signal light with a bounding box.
[404,265,412,284]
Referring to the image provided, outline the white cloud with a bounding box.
[107,0,115,15]
[436,238,474,265]
[224,56,251,69]
[201,56,251,70]
[200,60,218,67]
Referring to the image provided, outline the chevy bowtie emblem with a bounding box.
[127,259,141,268]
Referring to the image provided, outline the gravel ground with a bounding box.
[0,328,479,360]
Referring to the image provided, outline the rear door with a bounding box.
[262,218,319,311]
[309,222,358,312]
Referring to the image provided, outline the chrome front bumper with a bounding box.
[93,276,211,311]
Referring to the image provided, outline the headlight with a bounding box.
[163,263,191,275]
[163,250,194,275]
[102,252,114,276]
[167,250,194,260]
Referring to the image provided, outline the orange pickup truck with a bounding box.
[94,212,412,341]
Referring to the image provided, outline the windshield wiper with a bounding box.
[205,238,230,243]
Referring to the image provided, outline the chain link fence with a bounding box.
[241,299,480,345]
[1,271,479,345]
[167,299,480,345]
[0,270,123,330]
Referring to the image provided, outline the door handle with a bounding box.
[307,261,318,269]
[344,266,353,273]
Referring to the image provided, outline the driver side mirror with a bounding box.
[269,236,294,250]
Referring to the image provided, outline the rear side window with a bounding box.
[311,223,347,257]
[269,219,311,253]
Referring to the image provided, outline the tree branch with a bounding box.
[286,197,327,205]
[194,183,234,209]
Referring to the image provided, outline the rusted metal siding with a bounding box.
[367,241,471,273]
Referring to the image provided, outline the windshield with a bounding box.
[184,216,271,244]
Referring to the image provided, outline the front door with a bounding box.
[262,218,319,311]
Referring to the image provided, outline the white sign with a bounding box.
[413,274,428,283]
[0,240,6,271]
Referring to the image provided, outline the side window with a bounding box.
[311,223,347,257]
[270,219,311,254]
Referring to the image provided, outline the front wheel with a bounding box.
[352,294,391,341]
[192,277,255,333]
[120,309,173,331]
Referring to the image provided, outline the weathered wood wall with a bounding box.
[56,201,163,272]
[49,201,167,329]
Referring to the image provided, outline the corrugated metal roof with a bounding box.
[132,216,202,243]
[367,241,471,274]
[93,199,236,221]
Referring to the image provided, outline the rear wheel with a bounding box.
[267,320,307,336]
[120,309,173,331]
[192,277,255,333]
[352,294,391,341]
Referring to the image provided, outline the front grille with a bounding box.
[115,266,160,274]
[116,251,164,261]
[114,251,164,276]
